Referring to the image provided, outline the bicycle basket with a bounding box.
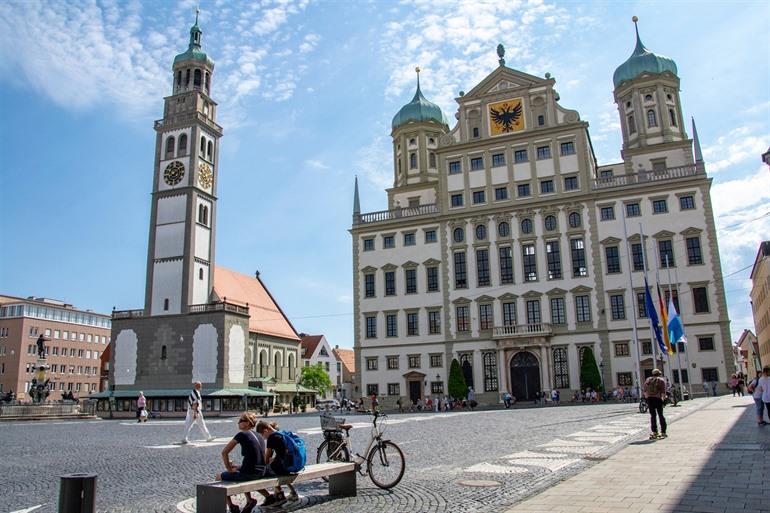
[319,413,346,431]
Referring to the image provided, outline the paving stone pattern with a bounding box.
[0,400,709,513]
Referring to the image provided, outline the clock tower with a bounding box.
[144,14,223,316]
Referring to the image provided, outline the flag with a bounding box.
[644,278,666,354]
[668,298,685,345]
[657,284,674,355]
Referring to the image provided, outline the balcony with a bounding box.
[592,164,702,190]
[154,111,222,135]
[112,309,144,320]
[492,323,553,339]
[189,301,250,316]
[354,203,439,226]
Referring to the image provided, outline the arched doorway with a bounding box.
[510,351,541,401]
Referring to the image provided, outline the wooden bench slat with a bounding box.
[199,462,357,496]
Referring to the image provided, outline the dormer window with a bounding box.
[644,94,653,102]
[428,137,435,145]
[409,138,416,145]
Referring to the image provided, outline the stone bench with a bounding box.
[196,462,356,512]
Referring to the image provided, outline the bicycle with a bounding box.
[316,410,405,489]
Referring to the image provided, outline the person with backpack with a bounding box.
[747,371,765,426]
[643,369,667,439]
[217,412,269,513]
[256,420,304,506]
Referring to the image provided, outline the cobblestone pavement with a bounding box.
[0,399,711,513]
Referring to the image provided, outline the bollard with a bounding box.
[59,473,97,513]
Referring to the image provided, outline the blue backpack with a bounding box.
[276,430,306,473]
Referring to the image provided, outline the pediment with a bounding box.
[452,297,472,305]
[498,292,518,300]
[570,285,592,294]
[546,287,567,296]
[423,258,441,266]
[361,266,378,273]
[653,230,675,239]
[462,66,549,101]
[600,236,622,246]
[401,260,419,269]
[627,233,648,243]
[522,290,543,298]
[475,295,495,303]
[680,227,703,236]
[380,264,397,271]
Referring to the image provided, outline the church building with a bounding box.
[92,17,313,416]
[351,19,733,407]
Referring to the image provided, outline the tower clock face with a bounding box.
[163,161,185,186]
[198,162,213,189]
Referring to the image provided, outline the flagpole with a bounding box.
[622,206,643,399]
[665,254,684,403]
[653,241,673,385]
[674,267,693,399]
[639,224,660,369]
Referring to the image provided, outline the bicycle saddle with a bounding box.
[338,423,353,430]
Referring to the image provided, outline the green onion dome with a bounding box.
[392,73,448,130]
[613,18,677,88]
[174,19,214,68]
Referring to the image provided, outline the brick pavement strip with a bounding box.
[505,396,770,513]
[0,399,733,513]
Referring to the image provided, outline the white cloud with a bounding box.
[304,159,329,170]
[299,33,320,54]
[702,126,770,173]
[356,133,393,191]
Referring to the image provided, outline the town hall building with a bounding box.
[351,20,733,407]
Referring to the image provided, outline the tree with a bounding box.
[448,358,468,399]
[579,347,602,391]
[300,363,333,396]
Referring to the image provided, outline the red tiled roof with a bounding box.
[333,347,355,373]
[212,267,299,341]
[300,335,323,359]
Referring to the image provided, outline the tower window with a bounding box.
[429,152,436,168]
[537,114,545,126]
[409,153,417,169]
[207,141,213,160]
[200,136,206,156]
[628,114,636,134]
[644,94,653,102]
[205,72,210,94]
[199,268,204,280]
[198,204,209,225]
[193,69,202,88]
[161,345,167,360]
[165,136,175,159]
[163,299,169,311]
[185,69,191,85]
[472,127,480,138]
[647,109,657,127]
[176,71,182,90]
[669,109,677,127]
[178,134,188,156]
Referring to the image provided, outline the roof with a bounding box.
[333,347,355,374]
[300,335,324,359]
[272,383,317,393]
[613,20,677,88]
[750,241,770,279]
[392,79,448,130]
[212,267,300,341]
[173,21,214,68]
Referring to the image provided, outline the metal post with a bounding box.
[622,207,644,398]
[59,473,96,513]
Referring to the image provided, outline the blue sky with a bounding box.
[1,0,768,349]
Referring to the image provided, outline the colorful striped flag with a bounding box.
[656,283,674,355]
[644,277,667,354]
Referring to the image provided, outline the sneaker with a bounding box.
[659,433,667,439]
[649,432,658,440]
[287,491,299,502]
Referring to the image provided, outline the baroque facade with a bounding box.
[351,21,733,407]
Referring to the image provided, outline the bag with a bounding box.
[276,430,306,473]
[747,380,757,394]
[645,377,661,396]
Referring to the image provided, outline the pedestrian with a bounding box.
[137,391,147,423]
[183,381,214,444]
[702,381,709,396]
[467,387,476,410]
[757,366,770,425]
[396,397,403,413]
[371,393,379,412]
[217,412,268,513]
[551,389,558,405]
[747,372,765,426]
[502,391,511,408]
[729,374,739,397]
[643,369,667,439]
[738,375,745,397]
[711,381,718,397]
[256,421,299,505]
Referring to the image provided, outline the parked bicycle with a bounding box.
[316,410,405,489]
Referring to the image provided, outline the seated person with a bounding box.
[256,421,299,506]
[217,412,269,513]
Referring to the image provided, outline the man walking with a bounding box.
[182,382,213,444]
[644,369,667,439]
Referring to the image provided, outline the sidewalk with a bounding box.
[505,395,769,513]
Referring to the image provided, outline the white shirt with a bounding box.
[758,376,770,403]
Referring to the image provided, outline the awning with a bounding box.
[86,387,275,399]
[272,383,317,394]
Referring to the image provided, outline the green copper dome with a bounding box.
[392,79,448,130]
[174,19,214,68]
[613,20,676,88]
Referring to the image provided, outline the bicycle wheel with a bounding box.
[639,399,648,413]
[367,440,405,490]
[317,439,351,482]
